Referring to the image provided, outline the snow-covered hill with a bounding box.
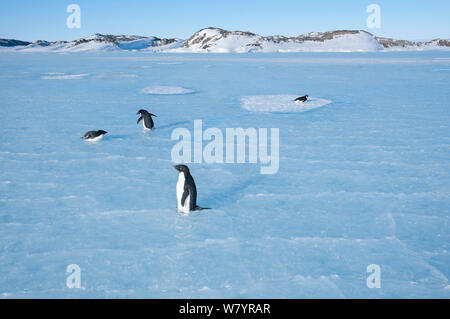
[177,28,384,52]
[0,34,183,52]
[1,28,449,53]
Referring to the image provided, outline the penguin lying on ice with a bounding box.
[82,130,107,141]
[294,94,309,104]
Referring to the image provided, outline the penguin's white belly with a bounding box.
[142,121,150,130]
[86,135,103,142]
[176,173,190,213]
[295,100,305,104]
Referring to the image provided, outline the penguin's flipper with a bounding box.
[137,116,142,124]
[181,188,189,207]
[149,113,157,117]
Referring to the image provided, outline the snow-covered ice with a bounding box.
[140,85,194,95]
[41,73,90,80]
[97,72,139,79]
[0,51,449,298]
[241,95,332,113]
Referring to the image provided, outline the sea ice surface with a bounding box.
[140,85,194,95]
[0,51,449,298]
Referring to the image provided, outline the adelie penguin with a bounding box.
[137,109,157,130]
[294,94,309,104]
[173,164,210,213]
[82,130,107,142]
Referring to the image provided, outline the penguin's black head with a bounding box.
[173,164,190,174]
[98,130,108,135]
[305,95,309,98]
[137,109,147,115]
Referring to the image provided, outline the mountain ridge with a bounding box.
[1,28,449,52]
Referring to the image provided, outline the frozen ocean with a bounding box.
[0,51,449,298]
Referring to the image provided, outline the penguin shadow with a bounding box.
[202,176,257,210]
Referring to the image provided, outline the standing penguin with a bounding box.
[173,164,210,213]
[137,109,157,130]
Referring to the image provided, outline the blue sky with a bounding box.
[0,0,449,41]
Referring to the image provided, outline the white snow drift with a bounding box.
[241,95,332,113]
[41,73,89,80]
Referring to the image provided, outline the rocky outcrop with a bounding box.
[183,28,258,50]
[0,38,31,47]
[376,37,418,48]
[294,30,365,42]
[376,36,450,49]
[425,39,450,47]
[73,34,179,47]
